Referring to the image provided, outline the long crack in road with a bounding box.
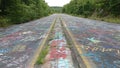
[61,14,120,68]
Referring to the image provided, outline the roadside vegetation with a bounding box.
[1,0,120,27]
[62,0,120,24]
[0,0,52,27]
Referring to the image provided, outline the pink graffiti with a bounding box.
[88,29,113,35]
[50,39,65,47]
[49,39,67,60]
[0,31,22,42]
[50,47,67,59]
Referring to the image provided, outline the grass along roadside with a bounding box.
[69,14,120,24]
[88,16,120,24]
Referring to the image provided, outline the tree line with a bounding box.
[62,0,120,23]
[50,7,62,13]
[0,0,51,27]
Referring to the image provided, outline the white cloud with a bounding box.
[45,0,71,7]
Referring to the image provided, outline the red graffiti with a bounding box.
[50,47,67,59]
[50,39,65,47]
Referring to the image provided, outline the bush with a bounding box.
[0,17,10,27]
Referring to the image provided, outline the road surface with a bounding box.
[0,14,120,68]
[61,14,120,68]
[39,18,74,68]
[0,15,56,68]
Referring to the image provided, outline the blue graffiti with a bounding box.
[87,37,100,43]
[92,56,101,62]
[81,52,102,62]
[0,48,10,53]
[81,52,95,56]
[101,61,117,68]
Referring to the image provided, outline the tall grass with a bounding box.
[89,15,120,24]
[36,45,49,64]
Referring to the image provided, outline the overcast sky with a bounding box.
[45,0,71,7]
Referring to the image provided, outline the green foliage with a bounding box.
[63,0,95,16]
[0,0,51,27]
[63,0,120,23]
[0,16,10,27]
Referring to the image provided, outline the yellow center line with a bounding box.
[60,17,93,68]
[28,18,57,68]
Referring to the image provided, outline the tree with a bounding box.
[0,0,51,27]
[63,0,120,17]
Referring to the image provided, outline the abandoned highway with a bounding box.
[0,14,120,68]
